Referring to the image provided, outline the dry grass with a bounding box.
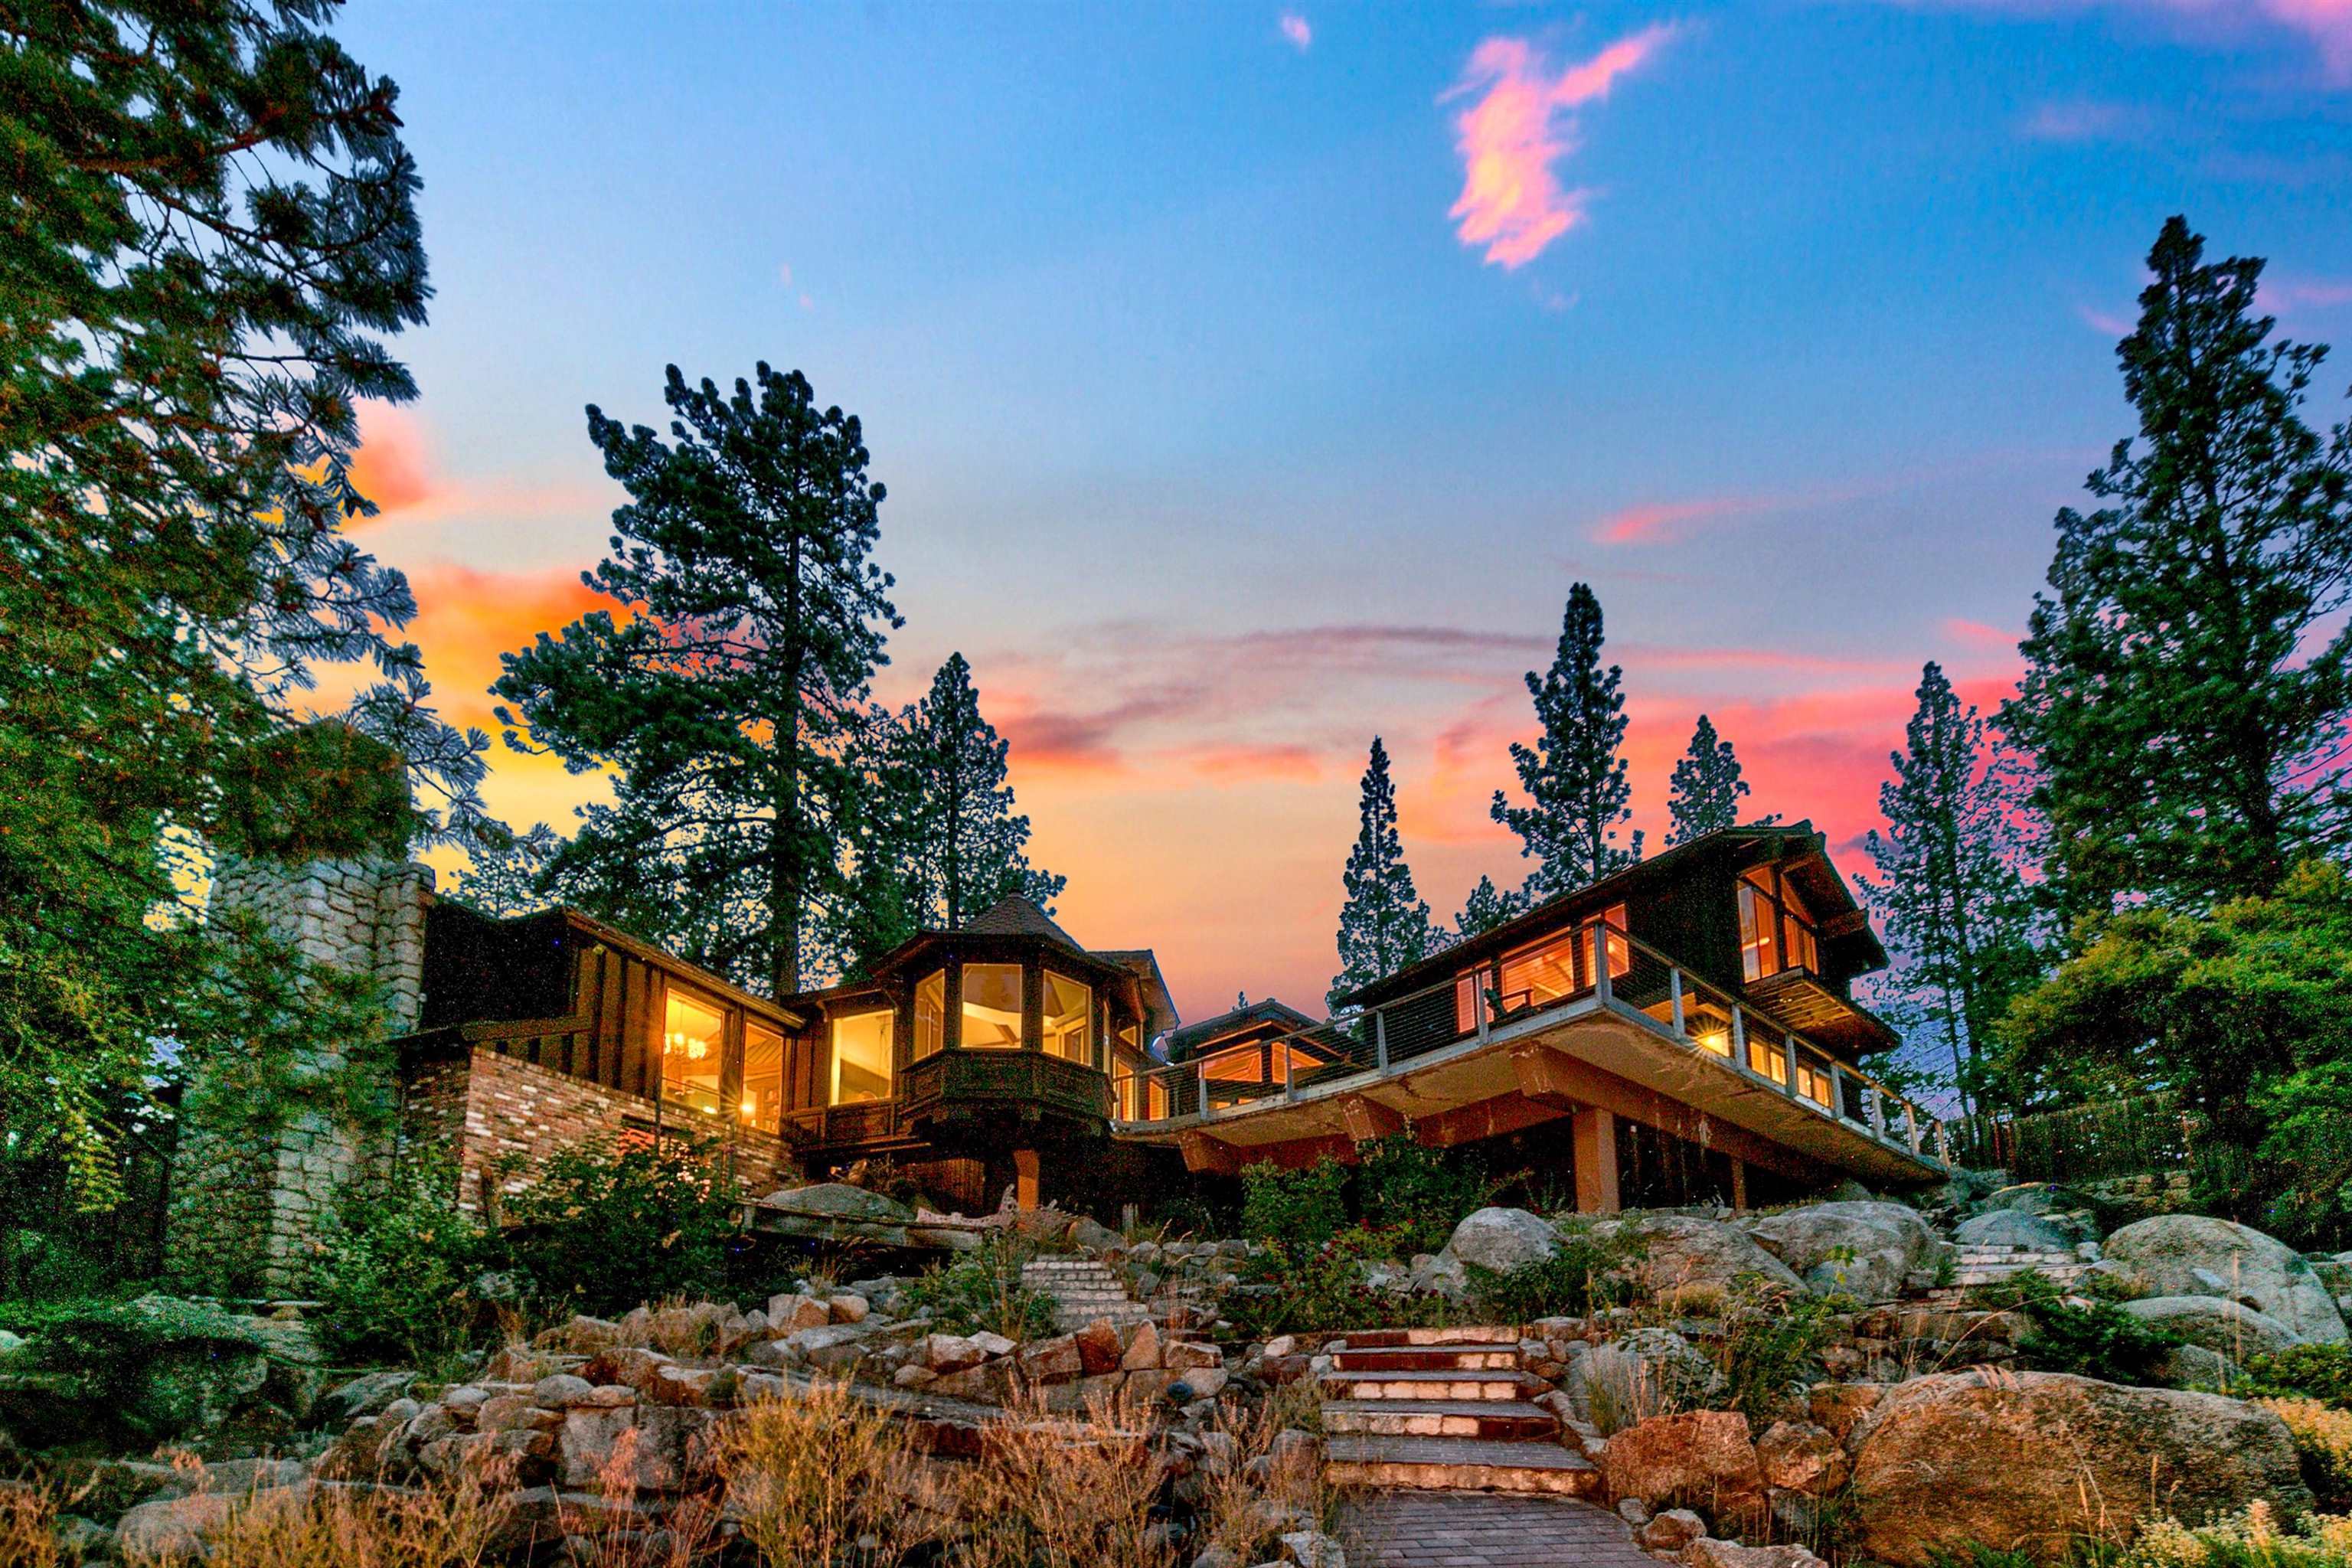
[113,1457,517,1568]
[952,1387,1172,1568]
[0,1478,92,1568]
[707,1374,936,1565]
[1190,1381,1331,1566]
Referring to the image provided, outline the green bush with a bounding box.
[1715,1278,1842,1423]
[309,1158,492,1366]
[901,1236,1058,1341]
[1238,1157,1348,1250]
[1354,1137,1494,1257]
[2245,1343,2352,1406]
[501,1136,743,1317]
[1223,1228,1446,1339]
[1465,1226,1645,1324]
[2014,1295,2181,1386]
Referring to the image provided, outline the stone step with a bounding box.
[1331,1343,1521,1373]
[1324,1436,1598,1497]
[1321,1399,1561,1442]
[1334,1326,1524,1348]
[1321,1369,1549,1403]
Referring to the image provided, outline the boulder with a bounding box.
[1074,1319,1125,1376]
[316,1369,415,1425]
[2118,1295,2302,1360]
[1743,1201,1942,1302]
[116,1491,240,1562]
[758,1182,917,1225]
[1753,1420,1846,1494]
[1597,1410,1762,1516]
[1681,1544,1827,1568]
[1069,1216,1125,1252]
[1636,1509,1706,1551]
[827,1294,871,1325]
[1619,1214,1803,1297]
[1805,1383,1886,1445]
[766,1293,833,1333]
[1122,1321,1164,1370]
[1845,1370,2309,1565]
[1446,1207,1560,1275]
[1565,1330,1718,1431]
[1953,1209,2086,1253]
[2103,1215,2347,1344]
[1017,1335,1085,1385]
[923,1334,986,1374]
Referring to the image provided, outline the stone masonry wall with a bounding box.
[167,855,435,1296]
[406,1048,799,1220]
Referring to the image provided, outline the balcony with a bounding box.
[783,1049,1112,1155]
[1111,921,1947,1187]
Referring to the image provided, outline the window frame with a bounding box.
[959,962,1027,1050]
[1040,969,1093,1063]
[658,980,729,1119]
[828,1008,895,1106]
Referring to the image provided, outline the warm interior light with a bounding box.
[1696,1028,1730,1057]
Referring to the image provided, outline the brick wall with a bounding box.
[404,1048,801,1217]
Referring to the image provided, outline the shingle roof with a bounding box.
[962,895,1087,952]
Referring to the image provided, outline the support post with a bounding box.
[1013,1148,1040,1211]
[1730,1004,1746,1070]
[1374,1008,1389,1073]
[1669,968,1684,1036]
[1783,1036,1802,1101]
[1729,1157,1749,1214]
[1868,1084,1886,1139]
[1592,923,1612,1006]
[1283,1040,1295,1102]
[1830,1061,1847,1122]
[1572,1106,1621,1215]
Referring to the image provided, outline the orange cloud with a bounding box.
[387,561,613,730]
[1279,13,1312,51]
[1942,616,2015,647]
[1444,26,1676,270]
[345,403,436,518]
[1185,743,1326,782]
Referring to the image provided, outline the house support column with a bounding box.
[1730,1156,1749,1214]
[1013,1148,1040,1211]
[1573,1106,1620,1215]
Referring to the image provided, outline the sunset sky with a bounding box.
[327,0,2352,1023]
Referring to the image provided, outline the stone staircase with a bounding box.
[1318,1328,1599,1497]
[1021,1256,1154,1332]
[1922,1243,2092,1303]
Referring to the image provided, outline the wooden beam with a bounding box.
[1572,1107,1619,1215]
[1508,1040,1817,1182]
[1178,1129,1243,1177]
[1338,1093,1407,1144]
[1414,1091,1566,1149]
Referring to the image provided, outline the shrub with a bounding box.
[902,1236,1058,1341]
[2012,1293,2181,1386]
[1223,1228,1445,1339]
[1238,1157,1348,1250]
[1354,1136,1494,1257]
[500,1135,743,1317]
[2246,1343,2352,1407]
[2256,1397,2352,1511]
[1715,1277,1843,1423]
[309,1158,492,1366]
[2125,1501,2352,1568]
[1465,1226,1645,1324]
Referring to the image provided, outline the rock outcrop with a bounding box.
[2118,1295,2303,1359]
[2102,1215,2347,1344]
[1617,1214,1804,1298]
[1445,1208,1561,1275]
[1743,1201,1942,1302]
[1844,1370,2309,1566]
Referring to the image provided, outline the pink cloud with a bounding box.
[1594,495,1758,544]
[2077,303,2135,337]
[2019,97,2148,139]
[1942,616,2015,647]
[1443,25,1677,270]
[1279,13,1312,51]
[1890,0,2352,83]
[345,403,436,520]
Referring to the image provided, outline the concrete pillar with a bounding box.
[1730,1156,1749,1214]
[1013,1148,1041,1211]
[1571,1106,1620,1215]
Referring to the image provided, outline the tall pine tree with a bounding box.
[1331,738,1435,1006]
[1665,714,1765,845]
[1452,874,1525,941]
[1491,584,1643,897]
[2003,217,2352,923]
[849,653,1066,962]
[495,363,901,996]
[1860,663,2041,1114]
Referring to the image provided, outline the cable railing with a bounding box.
[1110,919,1949,1170]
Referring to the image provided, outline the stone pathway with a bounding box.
[1339,1490,1655,1568]
[1020,1256,1152,1331]
[1319,1328,1597,1496]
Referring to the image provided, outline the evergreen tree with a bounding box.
[494,363,901,996]
[2003,217,2352,923]
[1,1,485,1207]
[1491,585,1643,897]
[1665,714,1766,845]
[1860,663,2042,1115]
[1452,874,1526,940]
[1330,738,1435,1006]
[449,824,563,920]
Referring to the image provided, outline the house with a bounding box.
[1113,823,1944,1213]
[167,820,1941,1294]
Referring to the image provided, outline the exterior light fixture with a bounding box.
[1696,1028,1730,1057]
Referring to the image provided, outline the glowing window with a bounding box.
[1747,1034,1790,1086]
[1585,903,1631,979]
[1454,971,1482,1034]
[1739,884,1777,983]
[1499,931,1581,1011]
[662,988,726,1117]
[742,1021,785,1131]
[962,963,1024,1049]
[914,970,946,1060]
[1043,972,1093,1063]
[830,1011,893,1105]
[1739,866,1820,982]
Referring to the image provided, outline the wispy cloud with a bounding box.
[1942,615,2015,647]
[1880,0,2352,84]
[1592,495,1767,544]
[1279,13,1312,51]
[1442,24,1677,270]
[2077,302,2136,336]
[2018,96,2150,140]
[346,403,436,518]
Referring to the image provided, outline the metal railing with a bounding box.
[1109,920,1949,1170]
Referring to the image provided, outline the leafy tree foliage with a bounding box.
[495,363,901,995]
[1452,874,1527,942]
[845,654,1064,971]
[1666,714,1766,845]
[2,1,485,1207]
[1330,737,1434,1006]
[1491,584,1642,897]
[1996,861,2352,1223]
[1859,664,2041,1113]
[2003,217,2352,923]
[447,822,562,919]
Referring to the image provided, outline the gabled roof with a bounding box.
[1163,997,1341,1063]
[1093,949,1182,1044]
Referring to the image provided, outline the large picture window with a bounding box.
[831,1011,893,1104]
[662,988,726,1116]
[1739,866,1820,983]
[741,1020,784,1131]
[914,970,946,1059]
[1043,972,1092,1063]
[961,963,1024,1048]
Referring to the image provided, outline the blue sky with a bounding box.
[331,0,2352,1017]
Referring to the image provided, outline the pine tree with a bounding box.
[1,2,486,1207]
[849,653,1067,959]
[494,363,901,996]
[450,824,563,919]
[1491,585,1644,897]
[1860,663,2042,1115]
[1666,715,1767,845]
[1452,875,1526,940]
[1330,738,1435,1006]
[2002,217,2352,922]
